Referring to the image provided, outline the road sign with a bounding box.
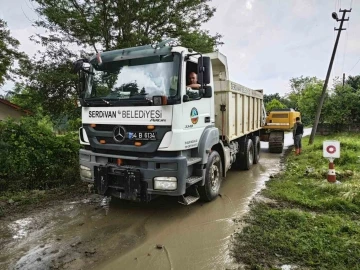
[323,140,340,158]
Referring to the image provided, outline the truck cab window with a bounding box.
[186,60,201,101]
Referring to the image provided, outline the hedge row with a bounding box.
[0,116,80,192]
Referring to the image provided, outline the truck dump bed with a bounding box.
[205,52,265,142]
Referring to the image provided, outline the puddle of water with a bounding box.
[14,244,59,270]
[8,218,33,240]
[63,205,75,211]
[281,264,298,270]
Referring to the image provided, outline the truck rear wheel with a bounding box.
[199,150,222,202]
[253,136,260,164]
[241,138,254,170]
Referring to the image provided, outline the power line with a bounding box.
[341,17,350,74]
[345,0,355,73]
[333,0,337,42]
[349,57,360,72]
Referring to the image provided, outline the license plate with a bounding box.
[127,132,156,140]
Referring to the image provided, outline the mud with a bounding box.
[0,130,311,270]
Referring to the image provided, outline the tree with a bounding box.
[33,0,222,53]
[284,76,326,125]
[285,76,319,110]
[289,76,318,95]
[265,99,286,112]
[0,19,26,87]
[179,30,223,53]
[263,93,294,110]
[283,75,360,126]
[263,93,281,105]
[15,44,80,121]
[297,80,325,125]
[325,83,360,125]
[9,83,43,114]
[346,75,360,92]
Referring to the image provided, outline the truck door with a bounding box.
[181,59,212,150]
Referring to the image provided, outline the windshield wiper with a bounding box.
[84,98,115,106]
[101,98,111,105]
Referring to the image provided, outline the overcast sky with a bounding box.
[0,0,359,96]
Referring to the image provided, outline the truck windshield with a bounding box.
[84,54,180,103]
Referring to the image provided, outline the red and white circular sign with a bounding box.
[326,145,336,154]
[323,140,340,158]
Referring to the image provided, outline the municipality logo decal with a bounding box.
[190,107,199,124]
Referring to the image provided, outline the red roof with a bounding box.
[0,98,32,115]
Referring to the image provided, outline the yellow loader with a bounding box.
[260,109,301,153]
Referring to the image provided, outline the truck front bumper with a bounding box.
[79,149,188,201]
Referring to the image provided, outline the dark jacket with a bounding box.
[293,121,304,137]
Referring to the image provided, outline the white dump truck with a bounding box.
[74,39,265,205]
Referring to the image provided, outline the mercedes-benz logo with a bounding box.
[113,126,126,143]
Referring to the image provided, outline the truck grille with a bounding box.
[83,125,171,153]
[97,136,150,146]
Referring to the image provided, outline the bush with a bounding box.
[0,116,80,192]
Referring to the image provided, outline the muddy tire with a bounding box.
[199,150,223,202]
[240,139,254,170]
[269,131,284,153]
[253,136,260,164]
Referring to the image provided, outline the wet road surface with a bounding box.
[0,129,310,270]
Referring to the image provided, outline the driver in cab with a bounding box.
[187,72,200,89]
[186,72,201,99]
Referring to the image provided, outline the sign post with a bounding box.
[323,140,340,183]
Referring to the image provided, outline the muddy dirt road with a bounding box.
[0,130,311,270]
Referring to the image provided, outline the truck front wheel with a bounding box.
[199,150,223,202]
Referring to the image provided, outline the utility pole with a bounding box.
[308,8,351,145]
[343,73,345,88]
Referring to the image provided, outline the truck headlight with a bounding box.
[80,165,92,179]
[153,177,177,191]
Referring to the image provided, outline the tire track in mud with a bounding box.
[1,195,157,270]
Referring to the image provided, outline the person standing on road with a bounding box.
[293,117,304,155]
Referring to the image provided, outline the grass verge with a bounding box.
[232,133,360,270]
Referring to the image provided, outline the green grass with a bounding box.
[232,133,360,270]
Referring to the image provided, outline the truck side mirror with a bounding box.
[72,59,91,73]
[203,86,212,98]
[72,59,84,73]
[197,56,211,85]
